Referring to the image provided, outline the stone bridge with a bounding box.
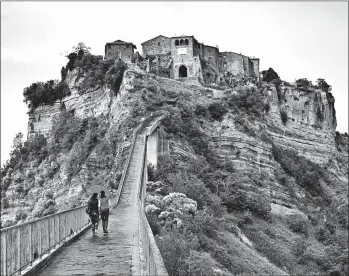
[0,115,168,276]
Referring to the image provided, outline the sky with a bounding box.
[1,1,348,165]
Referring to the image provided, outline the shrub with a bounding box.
[146,212,161,236]
[50,111,85,153]
[271,144,326,197]
[287,214,308,236]
[316,78,332,93]
[238,210,254,227]
[147,163,156,182]
[228,190,271,219]
[195,104,208,117]
[271,78,282,86]
[315,226,331,243]
[168,171,210,210]
[228,88,265,118]
[296,78,310,87]
[186,209,220,238]
[15,208,28,221]
[105,61,127,95]
[21,134,48,163]
[23,80,71,111]
[208,102,228,121]
[181,250,215,276]
[291,238,309,257]
[157,229,200,276]
[261,68,280,83]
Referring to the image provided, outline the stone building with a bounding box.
[141,34,259,83]
[104,35,260,83]
[104,40,137,63]
[250,58,260,82]
[218,52,255,76]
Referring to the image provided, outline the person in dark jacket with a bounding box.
[88,193,99,234]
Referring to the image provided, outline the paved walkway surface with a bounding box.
[38,117,161,276]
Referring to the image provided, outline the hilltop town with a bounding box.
[1,30,348,276]
[104,35,260,84]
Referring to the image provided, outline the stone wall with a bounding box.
[203,45,219,67]
[142,35,171,56]
[148,54,173,78]
[242,56,255,76]
[218,52,257,78]
[219,52,244,75]
[140,35,259,83]
[105,44,134,62]
[251,58,260,82]
[192,40,204,57]
[171,36,195,79]
[170,36,195,58]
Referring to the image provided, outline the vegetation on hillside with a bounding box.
[261,67,280,83]
[23,43,127,113]
[2,51,347,275]
[23,80,71,111]
[125,73,348,276]
[0,111,124,227]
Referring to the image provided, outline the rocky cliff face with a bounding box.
[2,65,347,275]
[2,68,145,226]
[204,84,346,218]
[27,68,112,138]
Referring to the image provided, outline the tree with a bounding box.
[261,68,280,83]
[296,78,310,87]
[72,42,91,56]
[316,78,332,93]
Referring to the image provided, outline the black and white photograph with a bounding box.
[1,1,348,276]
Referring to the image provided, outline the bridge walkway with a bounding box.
[38,117,161,276]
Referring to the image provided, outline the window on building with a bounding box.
[107,45,111,49]
[175,40,179,46]
[180,39,184,45]
[185,39,189,45]
[198,45,200,49]
[126,45,129,48]
[158,42,160,46]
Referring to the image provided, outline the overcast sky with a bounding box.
[1,2,348,165]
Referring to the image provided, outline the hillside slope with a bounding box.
[1,56,347,276]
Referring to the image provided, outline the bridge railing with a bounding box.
[136,120,168,276]
[0,205,89,276]
[0,115,167,276]
[111,122,143,208]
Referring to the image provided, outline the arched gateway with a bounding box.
[179,65,187,78]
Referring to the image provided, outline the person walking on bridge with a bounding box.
[87,193,100,234]
[99,191,111,233]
